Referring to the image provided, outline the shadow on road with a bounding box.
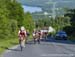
[0,46,21,51]
[24,36,75,45]
[7,49,21,51]
[41,36,75,45]
[26,40,37,45]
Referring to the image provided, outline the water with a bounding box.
[22,5,42,13]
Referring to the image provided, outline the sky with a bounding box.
[22,5,42,13]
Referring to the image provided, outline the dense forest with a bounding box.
[0,0,34,40]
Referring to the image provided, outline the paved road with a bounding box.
[2,37,75,57]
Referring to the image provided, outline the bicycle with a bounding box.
[19,39,23,51]
[18,26,27,51]
[19,37,25,51]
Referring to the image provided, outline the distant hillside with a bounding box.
[17,0,75,20]
[18,0,75,9]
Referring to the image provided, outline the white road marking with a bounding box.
[41,54,74,57]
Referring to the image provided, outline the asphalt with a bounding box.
[1,37,75,57]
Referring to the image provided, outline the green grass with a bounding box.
[0,38,18,54]
[0,35,33,54]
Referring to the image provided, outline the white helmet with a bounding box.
[20,26,25,31]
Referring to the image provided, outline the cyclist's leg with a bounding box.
[40,34,42,40]
[24,38,26,47]
[19,37,25,48]
[19,38,22,47]
[44,33,47,40]
[19,39,21,46]
[43,33,46,40]
[19,39,23,51]
[22,38,25,47]
[34,37,36,44]
[25,37,27,44]
[37,36,40,44]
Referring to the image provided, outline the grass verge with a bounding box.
[0,38,18,54]
[0,35,33,55]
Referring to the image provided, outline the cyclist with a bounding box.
[32,29,36,44]
[18,26,27,48]
[33,29,41,44]
[26,30,30,44]
[37,30,41,44]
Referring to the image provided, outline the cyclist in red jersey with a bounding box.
[18,26,27,47]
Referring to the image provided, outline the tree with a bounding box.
[64,9,75,40]
[0,0,29,39]
[23,12,34,32]
[6,0,25,27]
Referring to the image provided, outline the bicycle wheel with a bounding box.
[19,40,23,51]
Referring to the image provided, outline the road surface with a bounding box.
[1,37,75,57]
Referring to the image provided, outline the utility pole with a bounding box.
[52,2,56,19]
[46,1,72,19]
